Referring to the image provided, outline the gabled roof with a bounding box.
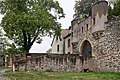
[63,33,71,39]
[51,29,70,46]
[61,29,70,38]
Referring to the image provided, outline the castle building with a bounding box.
[51,1,108,55]
[51,1,120,71]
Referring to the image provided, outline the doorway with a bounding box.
[81,40,92,64]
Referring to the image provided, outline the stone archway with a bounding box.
[80,40,92,64]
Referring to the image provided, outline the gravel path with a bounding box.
[0,69,11,80]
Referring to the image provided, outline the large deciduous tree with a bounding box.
[0,0,65,52]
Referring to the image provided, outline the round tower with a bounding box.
[91,1,108,39]
[92,1,108,18]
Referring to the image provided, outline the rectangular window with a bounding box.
[57,44,59,52]
[86,24,88,31]
[82,27,83,33]
[72,32,73,37]
[68,39,70,47]
[93,17,95,25]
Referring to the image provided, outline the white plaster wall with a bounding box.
[65,36,72,54]
[51,36,63,54]
[51,37,56,53]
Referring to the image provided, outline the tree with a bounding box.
[46,48,52,53]
[107,0,120,19]
[74,0,99,20]
[113,0,120,16]
[108,4,113,20]
[0,0,65,52]
[0,27,22,66]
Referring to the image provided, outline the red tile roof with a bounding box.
[61,29,70,38]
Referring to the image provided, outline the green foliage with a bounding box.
[2,71,120,80]
[0,0,65,52]
[108,0,120,19]
[108,5,113,20]
[46,48,52,53]
[74,0,99,20]
[113,0,120,16]
[0,27,22,65]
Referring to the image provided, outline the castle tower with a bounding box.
[91,1,108,39]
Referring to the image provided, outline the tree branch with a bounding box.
[28,33,31,45]
[30,29,40,46]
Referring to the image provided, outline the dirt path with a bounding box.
[0,68,11,80]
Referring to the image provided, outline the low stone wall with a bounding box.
[14,54,97,72]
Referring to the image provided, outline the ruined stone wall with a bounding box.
[95,19,120,72]
[14,54,97,72]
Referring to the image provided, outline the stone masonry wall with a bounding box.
[95,19,120,72]
[73,18,120,72]
[14,54,97,72]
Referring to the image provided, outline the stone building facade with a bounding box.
[14,1,120,72]
[71,1,120,72]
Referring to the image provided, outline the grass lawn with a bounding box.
[1,71,120,80]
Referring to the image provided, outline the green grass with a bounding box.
[1,71,120,80]
[0,66,9,69]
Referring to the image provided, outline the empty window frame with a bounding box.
[93,17,95,25]
[57,44,59,52]
[68,39,71,47]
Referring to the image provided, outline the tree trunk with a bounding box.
[12,54,15,72]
